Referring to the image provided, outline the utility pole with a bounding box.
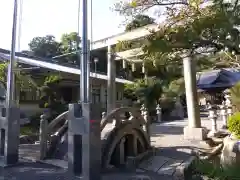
[80,0,101,179]
[0,0,21,166]
[6,0,18,108]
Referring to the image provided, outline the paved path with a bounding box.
[0,117,223,179]
[137,117,223,178]
[0,159,174,180]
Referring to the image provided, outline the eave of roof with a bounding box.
[0,52,133,84]
[91,24,159,50]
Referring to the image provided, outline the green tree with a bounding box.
[125,14,155,31]
[59,32,81,65]
[115,0,240,100]
[114,0,240,62]
[28,35,61,58]
[0,63,39,100]
[124,77,163,108]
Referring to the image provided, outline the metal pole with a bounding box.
[6,0,18,109]
[80,0,89,103]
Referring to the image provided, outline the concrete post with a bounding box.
[220,104,228,129]
[156,104,162,123]
[68,103,101,179]
[107,45,116,114]
[0,105,20,167]
[39,113,48,160]
[182,52,207,140]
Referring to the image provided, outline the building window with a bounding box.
[117,91,123,101]
[20,88,39,102]
[92,88,101,103]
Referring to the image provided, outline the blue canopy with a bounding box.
[197,69,240,90]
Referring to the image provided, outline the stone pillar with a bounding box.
[208,104,218,137]
[225,94,233,119]
[156,104,162,123]
[107,45,116,114]
[182,52,207,140]
[39,113,48,160]
[141,104,150,143]
[102,112,106,119]
[220,103,228,129]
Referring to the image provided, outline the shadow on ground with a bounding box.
[155,146,195,161]
[150,123,184,136]
[0,161,68,180]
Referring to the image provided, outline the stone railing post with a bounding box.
[156,104,162,123]
[141,104,150,142]
[39,113,48,160]
[140,104,145,116]
[225,96,233,119]
[220,103,228,129]
[208,104,218,137]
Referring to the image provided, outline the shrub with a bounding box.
[193,159,240,179]
[230,82,240,112]
[228,112,240,138]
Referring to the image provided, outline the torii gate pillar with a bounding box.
[107,45,116,114]
[182,51,207,140]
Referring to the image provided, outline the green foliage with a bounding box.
[39,74,63,110]
[20,125,38,136]
[0,62,39,95]
[28,35,61,58]
[60,32,81,65]
[168,78,185,96]
[125,14,155,31]
[124,77,163,108]
[43,74,61,86]
[230,82,240,111]
[28,32,81,65]
[141,0,240,56]
[228,112,240,139]
[194,159,240,179]
[114,0,240,72]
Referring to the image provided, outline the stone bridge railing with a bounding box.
[38,104,151,160]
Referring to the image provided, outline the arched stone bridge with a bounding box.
[26,107,152,170]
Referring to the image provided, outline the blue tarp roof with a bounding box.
[197,69,240,90]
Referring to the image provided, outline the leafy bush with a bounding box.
[230,82,240,112]
[228,112,240,138]
[193,159,240,179]
[124,77,163,109]
[20,125,38,136]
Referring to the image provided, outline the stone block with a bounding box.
[184,126,208,141]
[220,136,240,167]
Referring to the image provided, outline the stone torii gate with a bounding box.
[109,28,205,140]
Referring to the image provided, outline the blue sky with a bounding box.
[0,0,125,51]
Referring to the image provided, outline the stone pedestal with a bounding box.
[183,127,208,140]
[221,136,240,167]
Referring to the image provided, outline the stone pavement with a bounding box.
[136,117,223,179]
[0,117,223,180]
